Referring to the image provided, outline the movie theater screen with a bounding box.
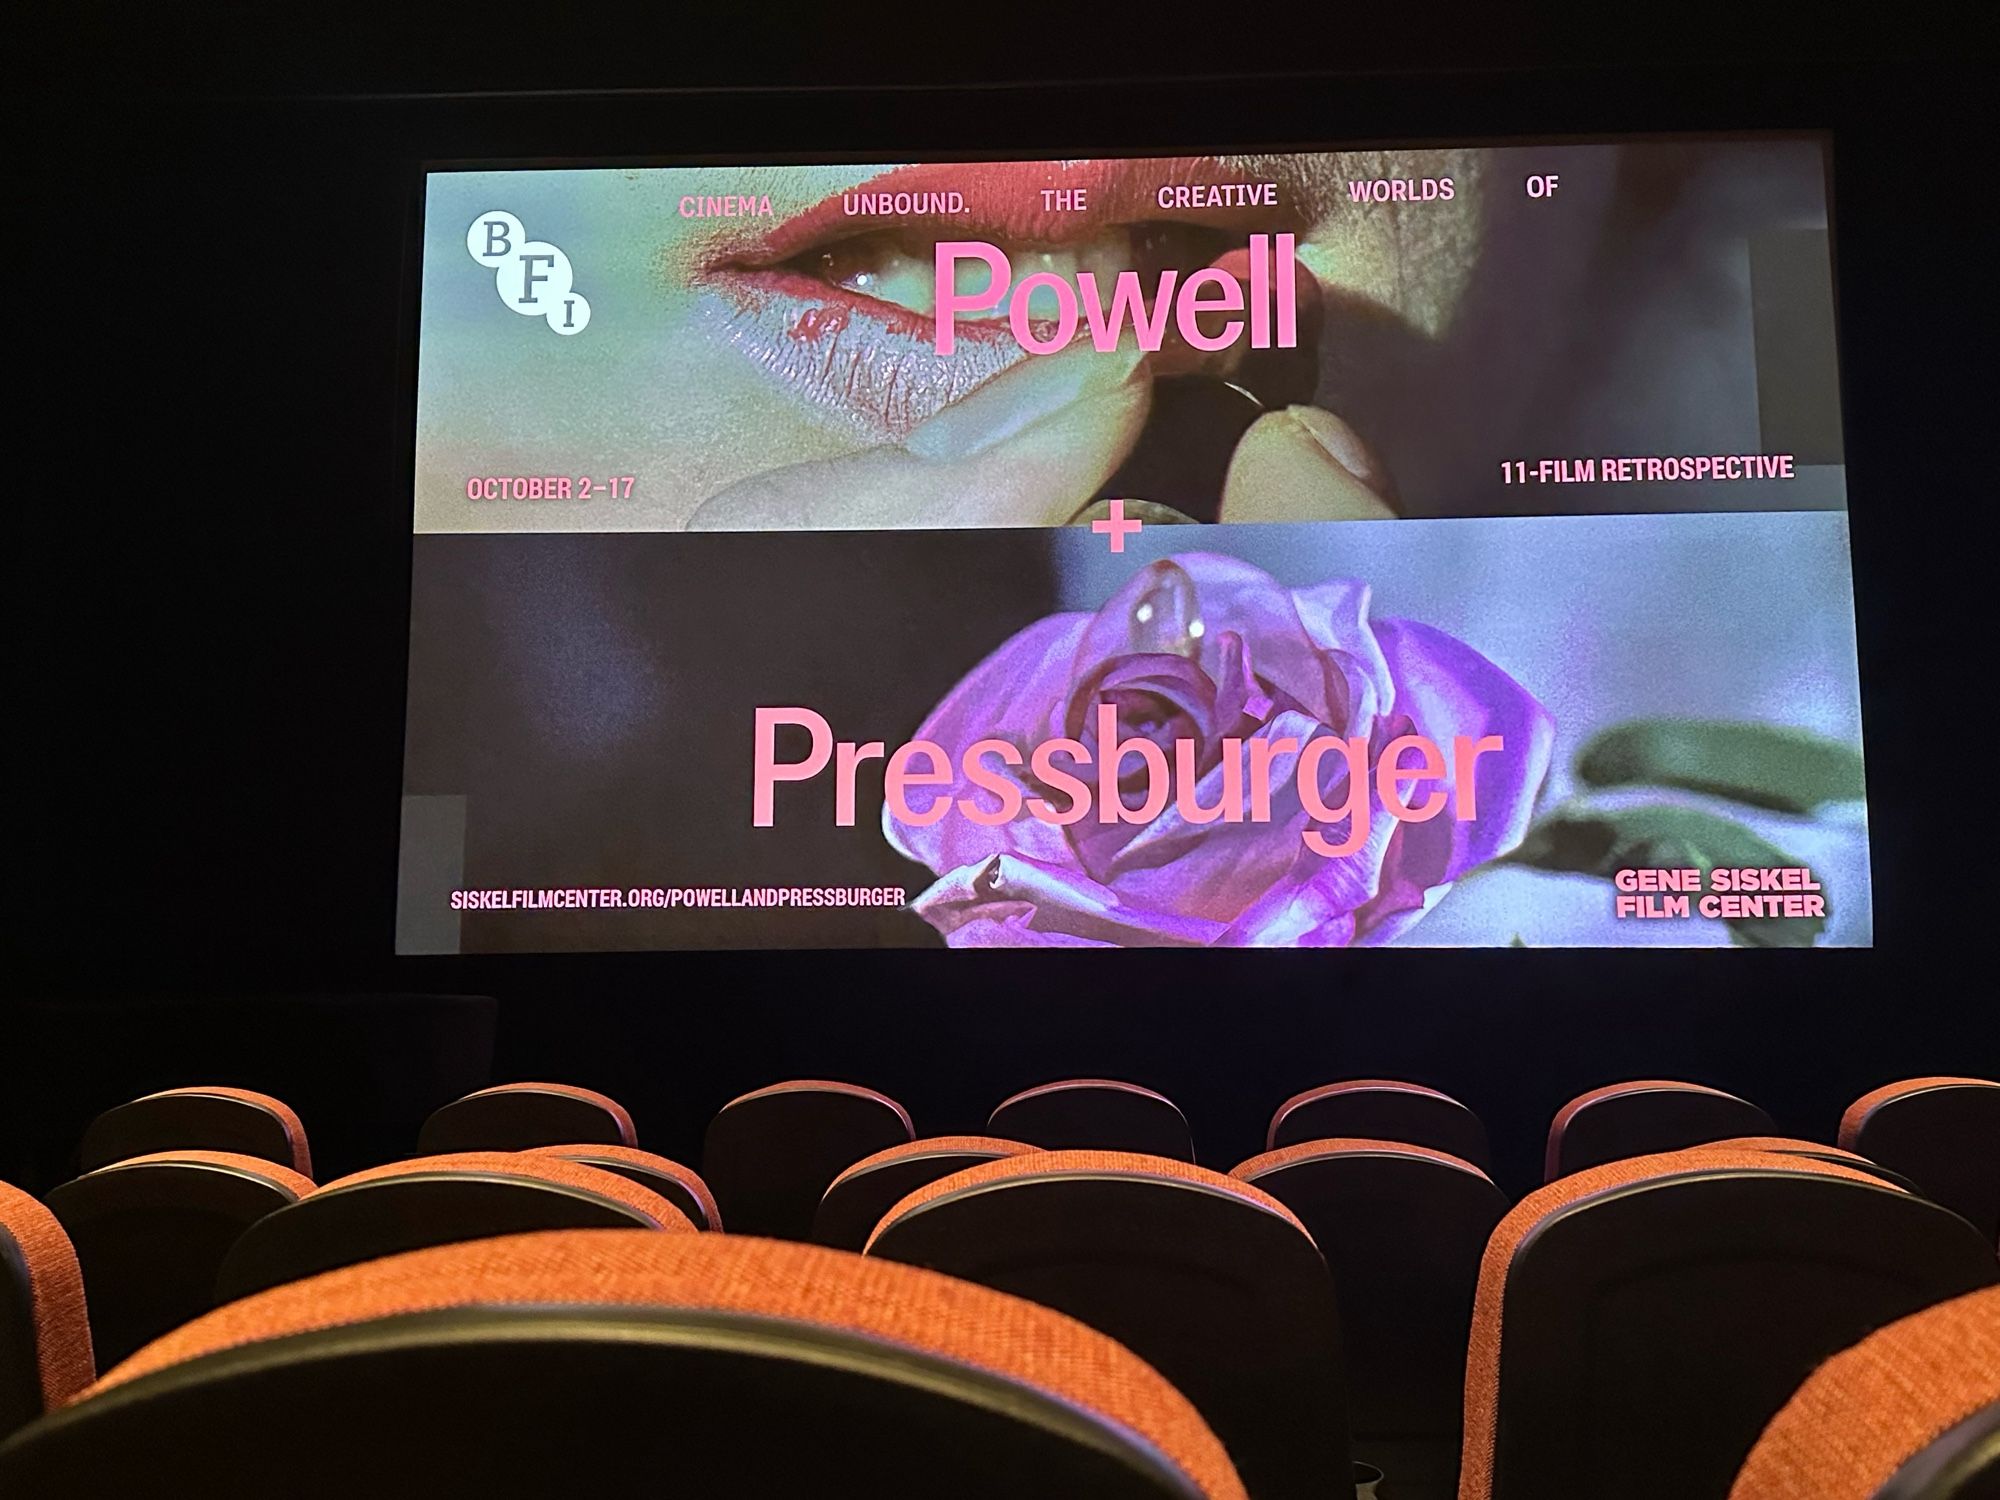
[398,136,1868,952]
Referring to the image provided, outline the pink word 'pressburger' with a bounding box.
[753,707,1507,859]
[934,233,1299,356]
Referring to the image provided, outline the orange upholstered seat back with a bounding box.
[524,1145,721,1230]
[870,1148,1310,1247]
[0,1181,94,1433]
[814,1136,1035,1251]
[73,1230,1249,1499]
[1728,1285,2000,1500]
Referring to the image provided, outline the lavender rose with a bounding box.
[884,553,1554,947]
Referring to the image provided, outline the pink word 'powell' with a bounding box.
[934,233,1299,356]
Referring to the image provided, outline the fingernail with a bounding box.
[1282,405,1397,502]
[905,342,1146,461]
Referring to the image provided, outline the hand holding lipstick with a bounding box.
[689,225,1396,532]
[685,340,1395,531]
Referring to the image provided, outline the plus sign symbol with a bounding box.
[1092,498,1145,553]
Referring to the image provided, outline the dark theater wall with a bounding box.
[11,27,1993,1195]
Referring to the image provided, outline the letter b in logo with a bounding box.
[467,211,523,267]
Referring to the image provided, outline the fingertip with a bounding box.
[903,341,1149,462]
[1278,405,1398,504]
[1220,409,1398,524]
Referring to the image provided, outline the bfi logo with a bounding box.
[465,211,591,336]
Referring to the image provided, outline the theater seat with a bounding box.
[524,1145,721,1230]
[1545,1079,1774,1179]
[1460,1148,2000,1500]
[1265,1081,1491,1169]
[868,1149,1349,1500]
[0,1231,1249,1500]
[1232,1138,1508,1494]
[703,1081,913,1240]
[44,1152,313,1368]
[1841,1079,2000,1241]
[1730,1285,2000,1500]
[79,1087,312,1177]
[814,1136,1034,1252]
[0,1182,93,1443]
[417,1082,636,1153]
[1691,1137,1924,1194]
[216,1152,691,1301]
[988,1080,1195,1160]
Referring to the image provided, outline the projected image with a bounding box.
[399,512,1869,952]
[397,135,1867,953]
[415,139,1843,534]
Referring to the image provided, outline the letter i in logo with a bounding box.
[466,210,591,336]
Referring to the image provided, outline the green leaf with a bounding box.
[1575,719,1865,814]
[1508,802,1828,948]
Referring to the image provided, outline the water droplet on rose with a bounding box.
[1127,562,1201,657]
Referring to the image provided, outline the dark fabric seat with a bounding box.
[988,1080,1194,1160]
[1545,1079,1774,1179]
[417,1083,637,1154]
[1691,1137,1923,1195]
[869,1149,1351,1500]
[216,1152,692,1302]
[1840,1078,2000,1241]
[1265,1081,1490,1169]
[45,1151,314,1368]
[1233,1138,1508,1494]
[79,1087,313,1177]
[813,1136,1033,1252]
[1460,1148,1999,1500]
[702,1080,913,1240]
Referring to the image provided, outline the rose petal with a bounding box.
[884,612,1090,875]
[1215,844,1364,948]
[910,853,1227,948]
[1290,578,1396,731]
[1350,812,1453,943]
[1068,653,1218,749]
[1175,554,1341,724]
[1371,618,1555,879]
[937,921,1113,949]
[1092,709,1330,923]
[1209,629,1258,730]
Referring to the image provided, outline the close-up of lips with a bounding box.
[692,156,1328,438]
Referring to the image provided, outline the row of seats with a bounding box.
[6,1146,1996,1497]
[21,1077,1997,1384]
[62,1073,2000,1231]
